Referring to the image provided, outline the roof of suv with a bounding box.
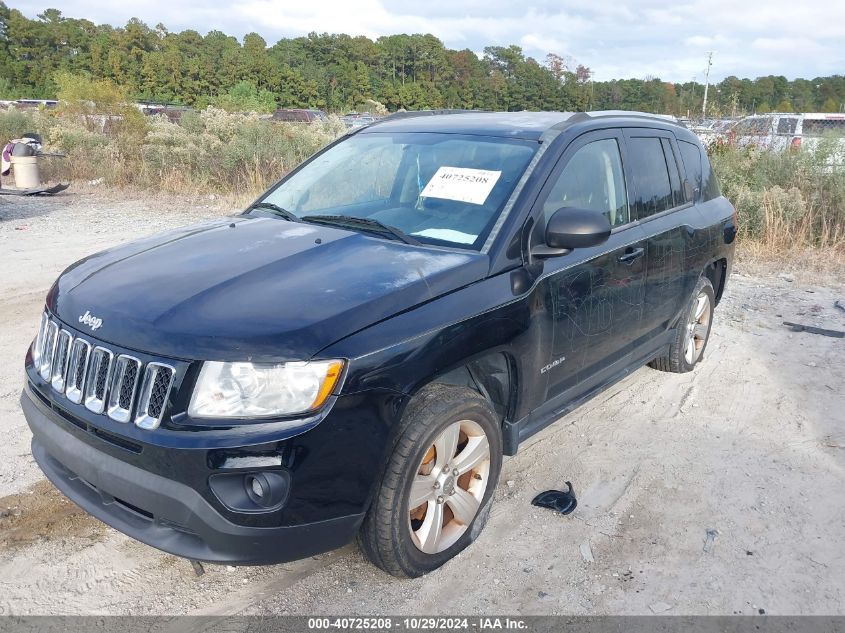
[361,110,685,140]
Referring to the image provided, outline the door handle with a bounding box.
[617,247,644,264]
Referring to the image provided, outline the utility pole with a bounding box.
[701,51,713,120]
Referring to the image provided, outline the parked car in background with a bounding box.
[797,113,845,167]
[341,112,377,128]
[723,112,845,167]
[271,108,327,123]
[691,118,736,147]
[13,99,59,109]
[726,113,802,150]
[136,102,191,123]
[22,110,736,578]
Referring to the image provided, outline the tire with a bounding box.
[649,276,715,374]
[358,384,503,578]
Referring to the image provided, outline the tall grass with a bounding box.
[0,106,346,194]
[710,141,845,256]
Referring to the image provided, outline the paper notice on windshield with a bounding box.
[411,228,477,244]
[420,167,501,205]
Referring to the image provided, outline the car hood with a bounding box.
[49,217,488,361]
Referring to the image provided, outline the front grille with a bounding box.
[84,347,113,414]
[66,338,91,404]
[135,363,175,430]
[106,355,141,423]
[33,312,175,429]
[50,330,72,392]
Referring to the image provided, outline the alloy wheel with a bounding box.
[407,419,491,554]
[684,291,712,365]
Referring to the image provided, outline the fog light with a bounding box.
[209,470,291,512]
[244,473,287,508]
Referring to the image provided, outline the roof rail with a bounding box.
[358,109,490,131]
[385,109,490,120]
[582,110,687,127]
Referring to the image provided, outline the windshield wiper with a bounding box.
[301,215,420,245]
[248,201,299,222]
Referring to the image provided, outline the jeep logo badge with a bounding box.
[78,310,103,331]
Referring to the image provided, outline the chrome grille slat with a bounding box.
[107,355,141,423]
[34,312,175,429]
[65,338,91,404]
[135,363,175,430]
[50,330,73,393]
[84,347,114,414]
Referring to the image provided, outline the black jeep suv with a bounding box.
[22,111,735,577]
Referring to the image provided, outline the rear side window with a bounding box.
[777,118,798,135]
[661,138,686,207]
[734,117,772,136]
[627,137,674,218]
[678,140,703,201]
[802,118,845,137]
[701,151,721,201]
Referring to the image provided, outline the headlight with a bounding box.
[188,360,345,419]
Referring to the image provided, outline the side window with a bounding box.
[542,138,629,228]
[802,118,845,138]
[627,137,673,218]
[661,138,685,206]
[734,117,771,136]
[701,152,721,201]
[678,140,703,201]
[777,117,798,135]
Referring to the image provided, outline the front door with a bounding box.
[532,130,649,406]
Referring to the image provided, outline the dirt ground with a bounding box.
[0,190,843,617]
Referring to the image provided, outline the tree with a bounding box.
[775,99,794,112]
[213,80,276,113]
[821,97,839,113]
[1,5,843,117]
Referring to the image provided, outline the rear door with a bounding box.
[623,128,703,338]
[534,129,650,405]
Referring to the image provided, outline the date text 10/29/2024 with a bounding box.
[307,617,528,630]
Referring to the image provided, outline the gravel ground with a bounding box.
[0,190,843,617]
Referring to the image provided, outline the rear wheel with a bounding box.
[650,276,715,373]
[358,384,502,577]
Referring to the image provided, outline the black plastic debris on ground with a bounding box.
[0,182,69,196]
[783,321,845,338]
[532,481,577,515]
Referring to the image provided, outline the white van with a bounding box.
[726,113,845,166]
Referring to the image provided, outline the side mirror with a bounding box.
[533,207,612,258]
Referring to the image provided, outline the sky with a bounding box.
[10,0,845,82]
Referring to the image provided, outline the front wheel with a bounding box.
[650,276,715,373]
[358,385,502,577]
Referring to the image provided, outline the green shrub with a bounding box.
[139,107,345,191]
[711,144,845,253]
[0,105,345,192]
[0,108,46,142]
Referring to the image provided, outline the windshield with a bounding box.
[256,132,537,250]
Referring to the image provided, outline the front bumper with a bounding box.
[23,387,364,564]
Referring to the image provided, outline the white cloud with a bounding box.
[11,0,845,81]
[519,34,569,56]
